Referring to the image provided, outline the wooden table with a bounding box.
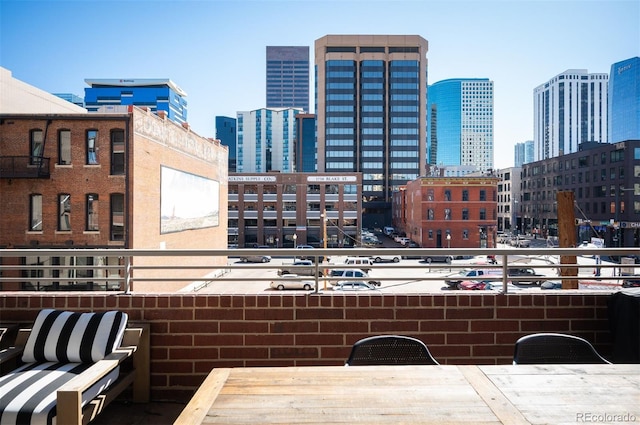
[174,364,640,424]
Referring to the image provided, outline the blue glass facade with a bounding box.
[84,79,187,125]
[266,46,310,112]
[216,116,237,172]
[295,114,316,172]
[609,57,640,143]
[428,78,494,170]
[428,80,462,165]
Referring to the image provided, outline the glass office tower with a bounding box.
[427,78,494,171]
[315,35,428,228]
[266,46,310,112]
[216,116,237,172]
[294,114,317,172]
[533,69,608,161]
[84,79,188,125]
[608,57,640,143]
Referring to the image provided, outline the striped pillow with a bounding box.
[22,309,128,363]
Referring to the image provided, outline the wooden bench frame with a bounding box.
[0,323,149,425]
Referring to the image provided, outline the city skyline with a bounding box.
[1,0,638,169]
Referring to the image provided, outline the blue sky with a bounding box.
[1,0,639,168]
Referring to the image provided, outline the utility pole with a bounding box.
[557,191,578,289]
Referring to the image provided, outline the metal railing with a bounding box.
[0,156,51,179]
[0,247,638,294]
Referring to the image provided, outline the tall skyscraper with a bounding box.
[216,116,237,172]
[266,46,310,112]
[608,56,640,143]
[514,140,534,167]
[427,78,494,171]
[315,34,428,228]
[84,78,188,125]
[533,69,608,161]
[294,114,316,172]
[236,107,301,173]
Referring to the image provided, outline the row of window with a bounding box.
[228,184,358,195]
[29,193,124,240]
[426,208,494,221]
[425,189,494,202]
[29,128,125,174]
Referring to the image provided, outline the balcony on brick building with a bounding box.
[0,156,51,179]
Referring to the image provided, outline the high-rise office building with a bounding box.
[84,78,188,125]
[315,34,428,228]
[514,140,534,167]
[533,69,608,161]
[266,46,310,112]
[427,78,494,171]
[608,57,640,143]
[236,107,301,173]
[294,114,316,172]
[216,116,237,172]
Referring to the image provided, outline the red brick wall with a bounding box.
[0,292,612,401]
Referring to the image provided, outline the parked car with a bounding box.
[270,275,315,291]
[370,254,400,263]
[239,247,272,263]
[507,268,545,285]
[344,257,373,272]
[444,268,502,288]
[457,280,493,290]
[329,268,380,286]
[295,245,328,263]
[332,280,379,291]
[423,254,453,264]
[277,260,323,277]
[401,242,422,259]
[622,279,640,288]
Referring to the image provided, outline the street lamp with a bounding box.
[446,233,451,248]
[614,186,634,247]
[293,234,297,248]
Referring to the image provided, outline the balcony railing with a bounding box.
[0,156,51,179]
[0,247,638,294]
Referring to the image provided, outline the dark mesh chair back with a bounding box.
[513,333,611,364]
[345,335,439,366]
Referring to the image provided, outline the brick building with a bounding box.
[229,172,362,248]
[0,106,228,292]
[393,175,499,248]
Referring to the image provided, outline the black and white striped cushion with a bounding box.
[22,309,128,364]
[0,361,120,425]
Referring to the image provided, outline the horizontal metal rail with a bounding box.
[0,247,638,294]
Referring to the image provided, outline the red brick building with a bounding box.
[0,107,228,292]
[393,176,500,248]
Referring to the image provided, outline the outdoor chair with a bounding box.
[513,333,611,365]
[345,335,439,366]
[0,309,149,425]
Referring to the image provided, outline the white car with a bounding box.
[370,254,400,263]
[270,275,315,291]
[578,241,599,257]
[332,280,379,291]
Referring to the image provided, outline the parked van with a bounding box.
[444,268,502,288]
[383,226,395,236]
[344,257,373,272]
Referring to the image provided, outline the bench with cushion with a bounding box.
[0,309,148,425]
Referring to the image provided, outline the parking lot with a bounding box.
[195,250,623,294]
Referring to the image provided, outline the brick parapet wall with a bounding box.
[0,292,612,401]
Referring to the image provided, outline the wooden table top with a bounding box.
[174,364,640,425]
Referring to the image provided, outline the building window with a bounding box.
[426,189,434,201]
[58,130,71,165]
[444,190,451,201]
[444,208,451,220]
[462,209,469,220]
[427,209,434,220]
[110,193,124,241]
[86,194,99,231]
[284,184,297,194]
[86,130,98,164]
[30,129,43,165]
[462,230,469,240]
[462,190,469,201]
[58,194,71,231]
[307,184,321,194]
[110,129,125,174]
[428,230,433,239]
[479,190,486,201]
[29,194,42,231]
[479,208,486,220]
